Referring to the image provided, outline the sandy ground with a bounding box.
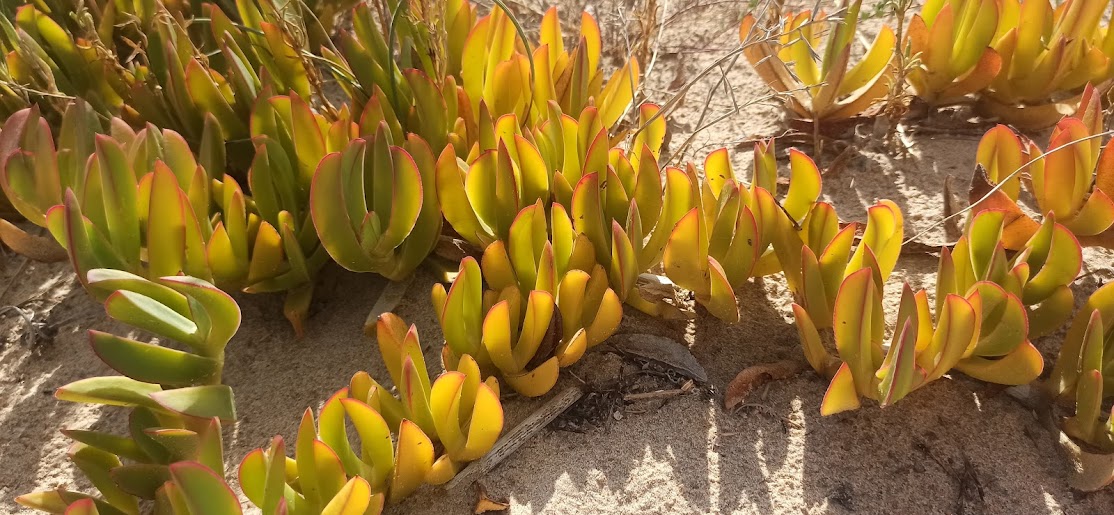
[3,1,1114,513]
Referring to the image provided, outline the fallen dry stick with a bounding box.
[724,360,808,410]
[623,379,695,402]
[446,386,584,492]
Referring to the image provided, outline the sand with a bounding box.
[3,1,1114,513]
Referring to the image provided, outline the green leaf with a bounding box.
[110,463,170,500]
[436,146,486,245]
[142,428,201,464]
[833,268,876,397]
[70,444,138,513]
[129,407,171,463]
[784,149,822,222]
[158,275,242,351]
[1023,221,1082,304]
[56,188,127,280]
[312,149,374,271]
[104,290,202,350]
[85,269,188,313]
[89,331,219,386]
[261,23,310,99]
[663,208,708,294]
[239,437,288,514]
[200,114,227,180]
[878,317,919,407]
[321,476,375,515]
[62,429,146,463]
[149,385,236,422]
[466,148,518,240]
[289,94,326,181]
[571,173,609,266]
[237,448,267,509]
[196,417,226,478]
[16,490,70,513]
[376,147,423,253]
[145,166,190,278]
[340,398,395,490]
[154,481,190,515]
[955,341,1044,385]
[55,376,162,409]
[439,257,483,356]
[318,391,360,475]
[185,59,247,138]
[312,440,350,509]
[968,282,1027,357]
[393,135,443,277]
[389,419,433,503]
[168,462,243,515]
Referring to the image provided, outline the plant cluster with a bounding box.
[787,204,1051,415]
[434,202,623,397]
[239,313,503,512]
[17,270,242,514]
[666,141,822,322]
[7,0,1114,512]
[743,0,1114,129]
[0,97,332,334]
[1050,284,1114,453]
[740,0,895,124]
[969,83,1114,248]
[0,0,330,142]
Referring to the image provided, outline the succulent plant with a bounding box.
[0,4,126,120]
[42,124,216,281]
[938,210,1082,339]
[480,201,623,342]
[328,2,472,155]
[970,84,1114,247]
[240,313,503,511]
[811,269,985,415]
[310,123,443,280]
[16,269,242,514]
[0,94,329,334]
[360,68,471,158]
[434,202,623,397]
[210,92,334,332]
[978,0,1114,128]
[787,204,1044,414]
[1050,283,1114,452]
[300,0,363,41]
[330,0,445,97]
[778,197,903,378]
[325,3,403,101]
[548,104,682,316]
[241,435,385,515]
[740,0,895,123]
[461,5,640,129]
[1,3,197,137]
[665,143,822,322]
[436,111,552,248]
[0,100,106,228]
[971,123,1026,200]
[22,462,242,515]
[438,102,677,315]
[906,0,1003,105]
[0,0,326,144]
